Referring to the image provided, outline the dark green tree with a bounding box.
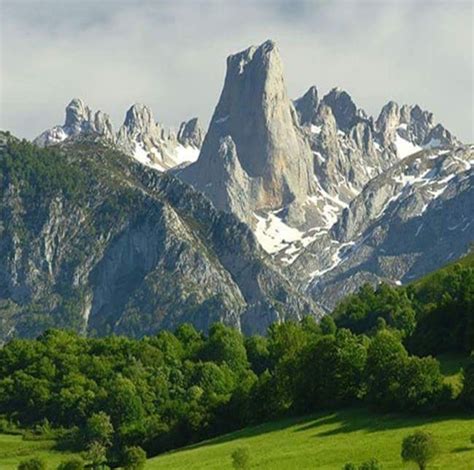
[121,446,146,470]
[461,356,474,409]
[200,324,249,373]
[320,315,337,335]
[244,336,270,374]
[401,431,439,470]
[364,330,408,408]
[84,412,113,448]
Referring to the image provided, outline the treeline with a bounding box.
[0,260,472,466]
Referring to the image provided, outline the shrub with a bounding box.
[401,431,439,470]
[359,459,382,470]
[83,441,107,468]
[343,459,381,470]
[17,458,47,470]
[122,446,146,470]
[56,458,84,470]
[231,446,251,470]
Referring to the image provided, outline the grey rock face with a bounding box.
[320,88,359,131]
[294,86,319,125]
[375,101,459,149]
[34,98,115,146]
[292,145,473,311]
[180,40,316,222]
[177,118,204,148]
[376,101,401,147]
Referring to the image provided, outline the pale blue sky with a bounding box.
[1,0,472,141]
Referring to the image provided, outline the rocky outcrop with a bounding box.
[375,101,459,149]
[294,86,319,126]
[180,40,316,226]
[34,98,115,146]
[34,101,203,172]
[290,145,473,311]
[319,87,360,131]
[177,118,204,148]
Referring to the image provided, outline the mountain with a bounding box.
[294,145,473,310]
[34,99,204,171]
[0,132,319,343]
[116,103,202,171]
[34,98,115,146]
[4,39,472,339]
[175,39,471,306]
[179,40,316,226]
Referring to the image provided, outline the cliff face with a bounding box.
[180,40,316,224]
[0,133,320,343]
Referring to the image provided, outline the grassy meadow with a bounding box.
[0,433,78,469]
[2,408,473,469]
[147,408,474,469]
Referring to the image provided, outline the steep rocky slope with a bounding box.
[0,132,319,343]
[293,145,473,310]
[177,40,466,268]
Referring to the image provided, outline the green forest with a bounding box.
[0,255,472,468]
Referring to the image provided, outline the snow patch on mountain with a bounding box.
[394,133,422,159]
[173,145,200,166]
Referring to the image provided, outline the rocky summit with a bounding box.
[35,100,204,172]
[179,40,316,225]
[2,39,472,340]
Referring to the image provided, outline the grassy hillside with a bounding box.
[0,434,78,469]
[147,408,474,470]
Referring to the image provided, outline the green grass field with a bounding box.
[0,411,472,470]
[0,433,78,469]
[147,408,474,470]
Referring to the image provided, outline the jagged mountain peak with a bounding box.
[177,118,203,148]
[320,87,360,131]
[180,39,316,222]
[294,86,319,125]
[122,103,157,134]
[34,98,114,147]
[376,100,458,148]
[34,99,203,172]
[227,39,278,72]
[64,97,91,129]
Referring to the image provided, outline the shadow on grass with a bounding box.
[451,446,474,454]
[310,409,474,438]
[157,407,474,458]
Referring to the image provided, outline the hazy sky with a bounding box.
[1,0,472,141]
